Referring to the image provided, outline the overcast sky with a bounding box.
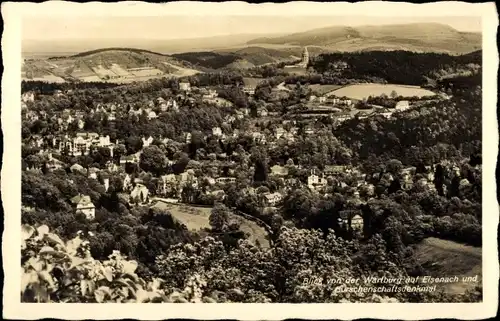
[23,16,482,41]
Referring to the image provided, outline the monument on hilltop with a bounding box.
[284,46,310,69]
[299,46,309,68]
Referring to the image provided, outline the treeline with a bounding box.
[310,50,481,86]
[335,87,481,164]
[21,80,120,94]
[180,71,244,87]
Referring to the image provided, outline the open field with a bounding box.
[413,237,482,295]
[151,201,270,248]
[21,48,201,83]
[309,84,344,95]
[326,83,436,100]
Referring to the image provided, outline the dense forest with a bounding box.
[310,50,482,86]
[172,52,241,70]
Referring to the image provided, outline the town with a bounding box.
[20,25,483,304]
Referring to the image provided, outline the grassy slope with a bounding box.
[151,201,270,248]
[413,237,482,294]
[23,48,200,82]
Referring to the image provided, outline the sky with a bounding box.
[23,15,482,41]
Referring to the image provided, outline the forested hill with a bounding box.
[310,50,482,86]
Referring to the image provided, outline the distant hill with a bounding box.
[247,23,481,54]
[22,48,200,83]
[173,46,310,70]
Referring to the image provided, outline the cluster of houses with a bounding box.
[54,133,115,156]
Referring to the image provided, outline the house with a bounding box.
[71,194,96,220]
[130,183,149,204]
[395,100,410,112]
[22,91,35,103]
[304,126,314,135]
[204,177,216,186]
[262,192,283,207]
[324,165,347,176]
[216,177,236,184]
[103,178,110,192]
[71,132,99,156]
[203,89,218,99]
[252,132,267,144]
[28,135,45,148]
[123,174,132,191]
[179,170,198,186]
[106,161,120,172]
[339,210,364,232]
[179,82,191,92]
[88,167,100,180]
[341,98,353,107]
[307,173,327,190]
[212,127,223,137]
[158,174,178,196]
[120,154,139,168]
[98,135,111,147]
[142,136,154,147]
[242,86,256,96]
[147,111,158,120]
[185,132,192,144]
[46,153,64,171]
[318,96,327,103]
[275,127,286,139]
[257,107,268,117]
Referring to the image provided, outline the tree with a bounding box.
[125,136,143,154]
[209,203,230,232]
[139,145,167,176]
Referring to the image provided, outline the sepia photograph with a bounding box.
[2,1,499,320]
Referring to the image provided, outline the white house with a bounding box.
[216,177,236,184]
[180,82,191,92]
[395,100,410,111]
[130,183,149,204]
[212,127,223,137]
[262,192,283,207]
[147,111,158,120]
[158,174,178,196]
[275,127,286,139]
[22,91,35,103]
[307,173,327,190]
[98,135,111,147]
[71,194,96,220]
[142,136,154,147]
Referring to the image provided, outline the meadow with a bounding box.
[413,237,482,295]
[326,83,436,100]
[151,201,270,248]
